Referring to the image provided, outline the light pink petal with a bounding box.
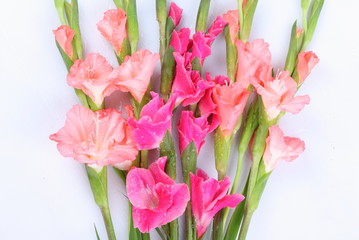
[297,51,319,84]
[168,2,183,26]
[283,136,305,162]
[280,95,310,114]
[53,25,75,59]
[97,9,127,54]
[222,10,239,43]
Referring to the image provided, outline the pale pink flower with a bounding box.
[235,39,271,88]
[112,49,160,102]
[53,25,75,59]
[251,66,310,121]
[178,111,216,154]
[67,53,116,106]
[168,2,183,27]
[50,105,138,170]
[190,169,244,239]
[127,157,190,233]
[172,52,213,106]
[263,125,305,172]
[170,28,191,55]
[223,10,239,43]
[297,51,319,84]
[128,92,176,150]
[212,77,250,137]
[97,9,127,55]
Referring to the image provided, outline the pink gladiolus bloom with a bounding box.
[235,39,271,88]
[170,28,191,55]
[50,105,138,170]
[97,9,127,55]
[128,92,176,150]
[127,157,190,233]
[67,53,116,106]
[206,16,227,45]
[251,66,310,121]
[263,125,305,172]
[223,10,239,43]
[112,49,160,102]
[297,51,319,84]
[168,2,183,27]
[192,32,212,64]
[190,169,245,239]
[212,80,250,137]
[178,111,215,154]
[172,53,213,106]
[53,25,75,59]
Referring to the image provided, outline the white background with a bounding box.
[1,0,358,239]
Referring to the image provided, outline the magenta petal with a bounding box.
[149,157,175,185]
[190,173,205,222]
[163,183,190,224]
[132,207,166,233]
[168,2,183,26]
[152,183,173,212]
[170,28,191,55]
[206,16,227,45]
[192,32,212,64]
[207,194,245,219]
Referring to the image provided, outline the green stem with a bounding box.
[195,0,211,32]
[142,233,150,240]
[238,208,253,240]
[140,150,148,168]
[100,206,117,240]
[212,210,225,240]
[128,203,141,240]
[127,0,139,53]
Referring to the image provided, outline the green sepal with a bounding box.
[71,0,83,59]
[85,165,108,207]
[191,57,202,72]
[160,130,177,180]
[94,224,101,240]
[240,0,258,42]
[156,0,167,60]
[113,0,127,10]
[116,37,131,65]
[248,161,270,212]
[128,203,141,240]
[181,141,197,185]
[55,41,73,71]
[214,128,233,180]
[54,0,67,25]
[284,21,298,74]
[74,89,90,109]
[165,16,175,47]
[302,0,324,50]
[195,0,211,32]
[126,0,139,53]
[131,81,152,119]
[160,46,176,100]
[224,26,238,82]
[112,167,127,183]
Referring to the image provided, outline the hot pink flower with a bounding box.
[127,157,190,233]
[50,105,138,170]
[212,78,250,137]
[97,9,127,55]
[178,111,216,154]
[172,52,213,106]
[53,25,75,59]
[235,39,271,88]
[67,53,116,106]
[112,49,160,103]
[192,32,212,64]
[206,16,227,45]
[170,28,191,55]
[297,51,319,84]
[128,92,176,150]
[190,169,244,239]
[168,2,183,27]
[223,10,239,43]
[263,125,305,172]
[251,66,310,121]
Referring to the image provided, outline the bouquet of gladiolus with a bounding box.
[50,0,323,239]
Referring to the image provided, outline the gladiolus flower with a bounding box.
[297,51,319,84]
[170,28,191,55]
[263,125,305,172]
[178,111,215,154]
[235,39,271,88]
[128,92,176,150]
[127,157,190,233]
[112,49,160,103]
[172,52,213,106]
[53,25,75,59]
[192,32,212,64]
[190,169,244,239]
[206,16,227,45]
[50,105,138,170]
[223,10,239,43]
[251,66,310,121]
[67,53,116,106]
[168,2,183,27]
[211,77,250,137]
[97,9,127,55]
